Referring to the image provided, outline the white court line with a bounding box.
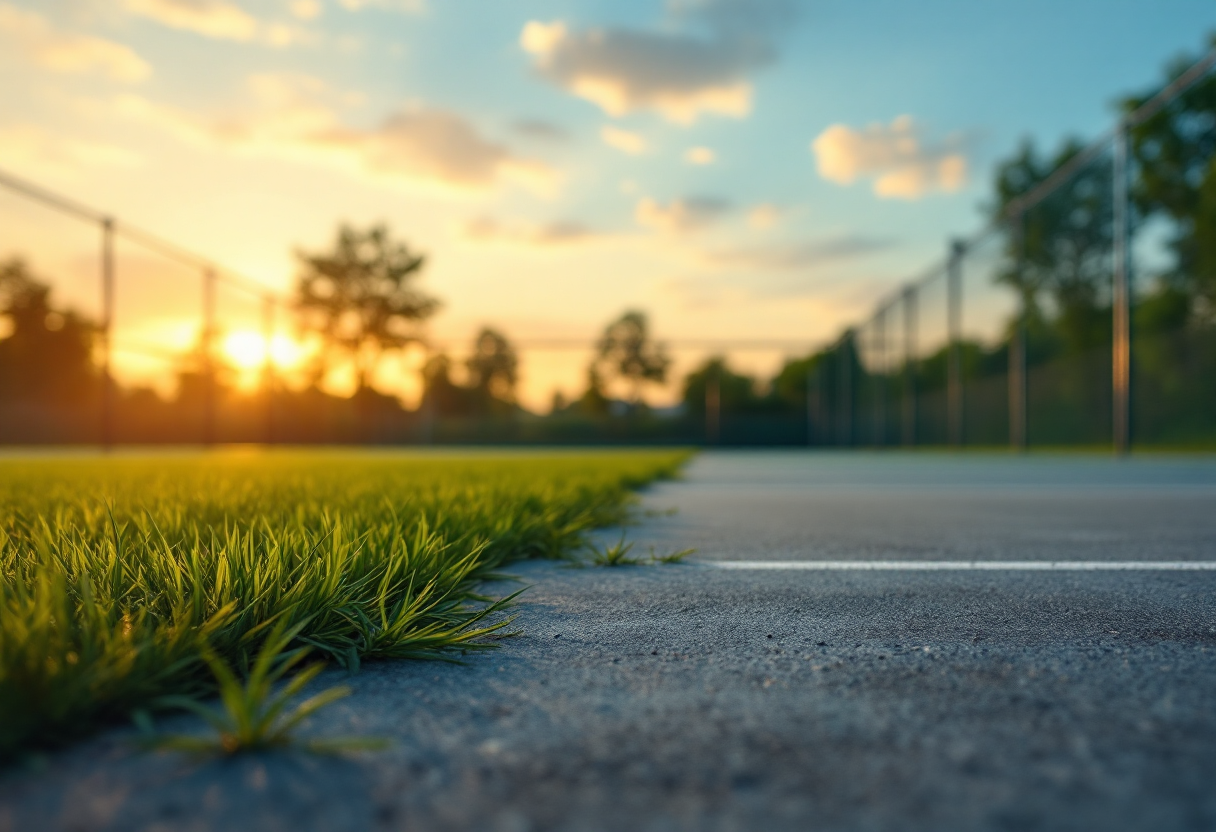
[707,560,1216,571]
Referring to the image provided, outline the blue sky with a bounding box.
[0,0,1212,407]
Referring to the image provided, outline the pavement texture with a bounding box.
[3,451,1216,832]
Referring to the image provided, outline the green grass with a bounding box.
[0,448,688,761]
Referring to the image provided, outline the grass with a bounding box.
[139,617,385,756]
[0,448,688,761]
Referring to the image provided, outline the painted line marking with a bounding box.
[706,560,1216,571]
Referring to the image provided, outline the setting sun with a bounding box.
[222,331,306,371]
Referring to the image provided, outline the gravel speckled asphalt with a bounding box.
[3,452,1216,832]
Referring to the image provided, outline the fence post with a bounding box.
[805,366,815,446]
[705,370,720,446]
[839,332,853,446]
[947,240,965,447]
[202,267,216,447]
[902,287,917,447]
[100,217,115,450]
[262,295,275,445]
[1009,213,1028,452]
[1112,121,1131,455]
[874,307,886,447]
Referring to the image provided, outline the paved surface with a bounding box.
[4,452,1216,832]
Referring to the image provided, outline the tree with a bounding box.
[681,357,759,415]
[1123,41,1216,312]
[0,258,96,404]
[595,310,670,404]
[990,138,1113,353]
[465,327,518,407]
[296,224,439,392]
[419,353,471,417]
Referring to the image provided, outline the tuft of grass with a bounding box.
[649,547,696,564]
[0,449,690,761]
[586,535,643,567]
[141,618,385,756]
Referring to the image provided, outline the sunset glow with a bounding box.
[0,1,1210,410]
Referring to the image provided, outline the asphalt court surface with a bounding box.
[4,451,1216,832]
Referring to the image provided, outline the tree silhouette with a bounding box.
[595,310,670,404]
[466,327,518,406]
[296,224,439,392]
[0,258,96,405]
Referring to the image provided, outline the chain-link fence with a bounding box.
[809,45,1216,452]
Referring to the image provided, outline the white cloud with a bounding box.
[635,196,731,233]
[461,216,600,247]
[0,4,150,81]
[124,0,258,41]
[684,146,715,165]
[117,75,557,195]
[601,125,647,155]
[811,115,968,200]
[519,8,790,125]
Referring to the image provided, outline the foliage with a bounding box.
[145,618,383,755]
[595,310,671,404]
[466,328,519,406]
[1124,38,1216,311]
[585,535,642,567]
[681,356,762,415]
[296,224,439,391]
[0,449,688,760]
[0,258,97,405]
[990,139,1114,353]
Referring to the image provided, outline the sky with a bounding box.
[0,0,1213,409]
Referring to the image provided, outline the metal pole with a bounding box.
[202,267,216,447]
[1112,123,1131,455]
[839,333,853,446]
[816,362,829,446]
[947,240,965,448]
[262,295,275,445]
[805,366,815,446]
[902,287,917,447]
[101,217,114,450]
[874,308,886,447]
[705,370,720,446]
[1009,213,1028,452]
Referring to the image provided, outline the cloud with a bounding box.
[461,216,601,247]
[289,0,322,20]
[124,0,258,41]
[0,124,143,179]
[635,196,731,233]
[512,119,568,142]
[338,0,426,12]
[118,75,556,194]
[520,4,795,125]
[702,234,896,270]
[811,115,968,200]
[123,0,316,46]
[601,125,647,155]
[684,146,715,165]
[0,4,149,81]
[747,203,782,228]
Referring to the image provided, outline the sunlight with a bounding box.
[222,331,306,370]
